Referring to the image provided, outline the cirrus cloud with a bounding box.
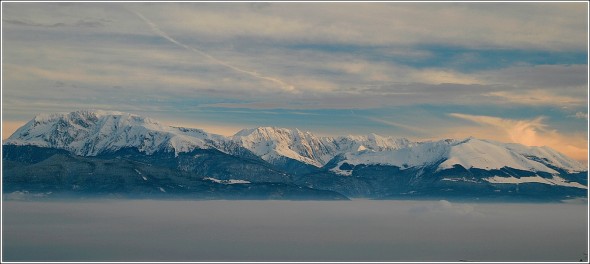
[484,90,586,107]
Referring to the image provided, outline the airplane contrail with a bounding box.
[128,8,296,93]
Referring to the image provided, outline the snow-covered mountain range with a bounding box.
[6,110,586,175]
[4,110,588,201]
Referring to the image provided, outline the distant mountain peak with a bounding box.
[6,110,215,156]
[5,110,586,174]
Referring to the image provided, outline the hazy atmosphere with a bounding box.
[3,200,588,262]
[2,2,589,262]
[2,2,588,162]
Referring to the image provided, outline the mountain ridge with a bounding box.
[5,110,585,174]
[3,110,587,201]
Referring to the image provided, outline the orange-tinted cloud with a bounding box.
[448,113,588,163]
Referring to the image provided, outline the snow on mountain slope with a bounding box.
[231,127,412,167]
[331,139,452,174]
[6,111,411,166]
[330,139,454,175]
[232,127,336,167]
[4,110,223,156]
[5,110,585,177]
[483,175,587,189]
[330,138,571,175]
[438,138,558,173]
[332,133,413,153]
[502,143,586,173]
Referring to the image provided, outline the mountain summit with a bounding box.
[3,110,587,200]
[6,110,585,172]
[5,110,225,156]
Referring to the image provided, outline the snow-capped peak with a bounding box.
[329,137,586,175]
[437,138,559,173]
[5,110,220,156]
[231,127,414,168]
[5,110,585,175]
[335,134,412,152]
[232,126,333,167]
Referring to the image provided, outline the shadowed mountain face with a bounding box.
[3,110,587,201]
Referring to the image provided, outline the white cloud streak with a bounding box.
[484,90,587,107]
[127,8,296,93]
[366,116,429,134]
[2,3,587,148]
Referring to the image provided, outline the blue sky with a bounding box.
[1,2,588,161]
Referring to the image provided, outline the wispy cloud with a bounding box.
[479,64,588,89]
[2,2,587,153]
[201,102,292,110]
[410,69,484,85]
[127,7,296,93]
[449,113,588,162]
[484,90,586,107]
[366,116,429,134]
[449,113,548,146]
[3,18,107,28]
[130,3,587,50]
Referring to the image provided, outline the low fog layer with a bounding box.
[3,200,588,261]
